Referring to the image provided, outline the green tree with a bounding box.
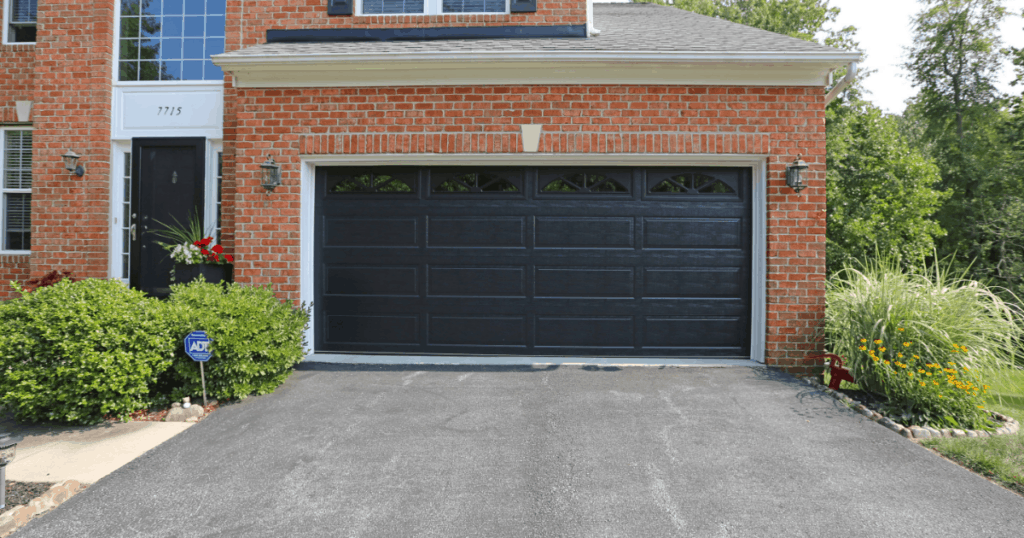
[826,102,948,274]
[665,0,840,42]
[905,0,1007,141]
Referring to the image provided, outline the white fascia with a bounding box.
[213,50,864,88]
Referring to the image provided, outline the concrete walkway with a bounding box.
[13,364,1024,537]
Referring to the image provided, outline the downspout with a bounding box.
[587,0,601,36]
[824,62,858,104]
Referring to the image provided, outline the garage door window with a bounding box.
[327,168,417,194]
[539,170,630,194]
[432,169,523,193]
[648,171,737,195]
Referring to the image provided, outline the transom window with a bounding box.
[5,0,37,43]
[360,0,507,15]
[1,130,32,252]
[118,0,226,82]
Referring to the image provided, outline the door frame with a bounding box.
[298,153,768,363]
[128,137,207,293]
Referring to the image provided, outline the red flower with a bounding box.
[224,254,234,263]
[200,248,209,256]
[212,244,224,254]
[199,238,213,246]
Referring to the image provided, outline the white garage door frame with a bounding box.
[298,153,768,364]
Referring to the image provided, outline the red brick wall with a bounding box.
[229,0,588,49]
[0,255,30,300]
[0,2,36,124]
[225,84,827,371]
[26,0,116,280]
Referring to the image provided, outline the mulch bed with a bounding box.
[1,481,57,517]
[101,399,226,423]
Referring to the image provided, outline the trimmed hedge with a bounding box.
[0,278,311,425]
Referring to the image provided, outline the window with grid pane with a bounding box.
[118,0,226,81]
[2,130,32,251]
[6,0,37,43]
[359,0,506,14]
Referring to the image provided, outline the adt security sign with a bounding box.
[184,331,212,362]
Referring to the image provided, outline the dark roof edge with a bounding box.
[266,25,588,44]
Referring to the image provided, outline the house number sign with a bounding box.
[119,90,222,133]
[157,106,184,116]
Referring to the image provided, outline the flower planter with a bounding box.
[174,263,233,285]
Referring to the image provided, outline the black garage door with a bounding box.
[314,166,752,357]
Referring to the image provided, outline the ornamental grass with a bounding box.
[825,255,1024,429]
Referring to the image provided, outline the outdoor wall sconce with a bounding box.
[1,431,24,510]
[62,149,85,177]
[786,155,809,194]
[260,155,282,192]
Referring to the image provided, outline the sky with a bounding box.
[595,0,1024,115]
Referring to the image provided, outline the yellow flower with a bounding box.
[897,353,904,358]
[903,342,911,347]
[859,346,867,351]
[874,339,883,344]
[913,355,920,359]
[872,357,880,363]
[977,405,985,409]
[983,385,990,390]
[947,362,955,366]
[898,328,905,332]
[918,369,926,374]
[933,381,939,386]
[879,347,887,353]
[926,373,932,377]
[908,372,914,377]
[884,360,891,366]
[920,382,927,387]
[860,338,868,343]
[938,395,944,399]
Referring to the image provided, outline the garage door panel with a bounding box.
[644,316,746,348]
[535,267,635,298]
[427,217,526,248]
[325,314,420,345]
[428,315,527,347]
[324,265,420,296]
[315,166,753,357]
[644,218,744,249]
[644,267,744,298]
[535,316,635,348]
[427,266,526,297]
[324,218,419,247]
[535,217,634,249]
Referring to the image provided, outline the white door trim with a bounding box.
[299,153,768,363]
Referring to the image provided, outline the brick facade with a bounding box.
[0,1,829,373]
[224,84,826,372]
[228,0,588,49]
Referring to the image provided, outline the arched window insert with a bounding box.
[118,0,226,82]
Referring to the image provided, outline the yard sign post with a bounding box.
[184,331,213,407]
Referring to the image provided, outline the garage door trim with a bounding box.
[298,154,767,363]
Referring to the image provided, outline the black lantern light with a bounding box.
[62,149,85,177]
[786,155,809,194]
[1,432,25,510]
[260,155,282,192]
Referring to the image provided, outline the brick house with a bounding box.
[0,0,860,372]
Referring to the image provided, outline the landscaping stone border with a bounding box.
[799,377,1020,440]
[0,480,87,538]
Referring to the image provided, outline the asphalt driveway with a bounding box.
[14,364,1024,537]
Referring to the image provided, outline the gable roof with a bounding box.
[214,3,861,88]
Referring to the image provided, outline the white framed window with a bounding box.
[3,0,37,44]
[358,0,508,15]
[117,0,226,82]
[1,129,32,253]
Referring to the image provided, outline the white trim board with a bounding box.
[299,153,768,363]
[304,354,762,368]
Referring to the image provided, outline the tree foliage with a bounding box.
[665,0,840,42]
[826,101,948,274]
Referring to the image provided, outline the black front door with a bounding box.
[131,138,205,298]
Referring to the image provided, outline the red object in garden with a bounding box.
[810,353,856,390]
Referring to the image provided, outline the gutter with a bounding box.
[824,61,858,104]
[213,50,863,68]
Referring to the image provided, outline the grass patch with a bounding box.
[921,368,1024,496]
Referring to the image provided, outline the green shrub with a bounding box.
[825,255,1024,428]
[160,280,310,402]
[0,279,176,425]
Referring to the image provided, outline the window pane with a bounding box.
[139,60,161,81]
[208,0,227,15]
[183,16,204,37]
[4,193,31,251]
[182,60,204,80]
[119,61,140,81]
[162,60,183,80]
[184,0,205,15]
[164,0,184,15]
[203,61,223,81]
[10,0,38,23]
[118,0,227,80]
[162,38,183,59]
[183,38,204,59]
[442,0,504,13]
[4,131,32,190]
[362,0,425,14]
